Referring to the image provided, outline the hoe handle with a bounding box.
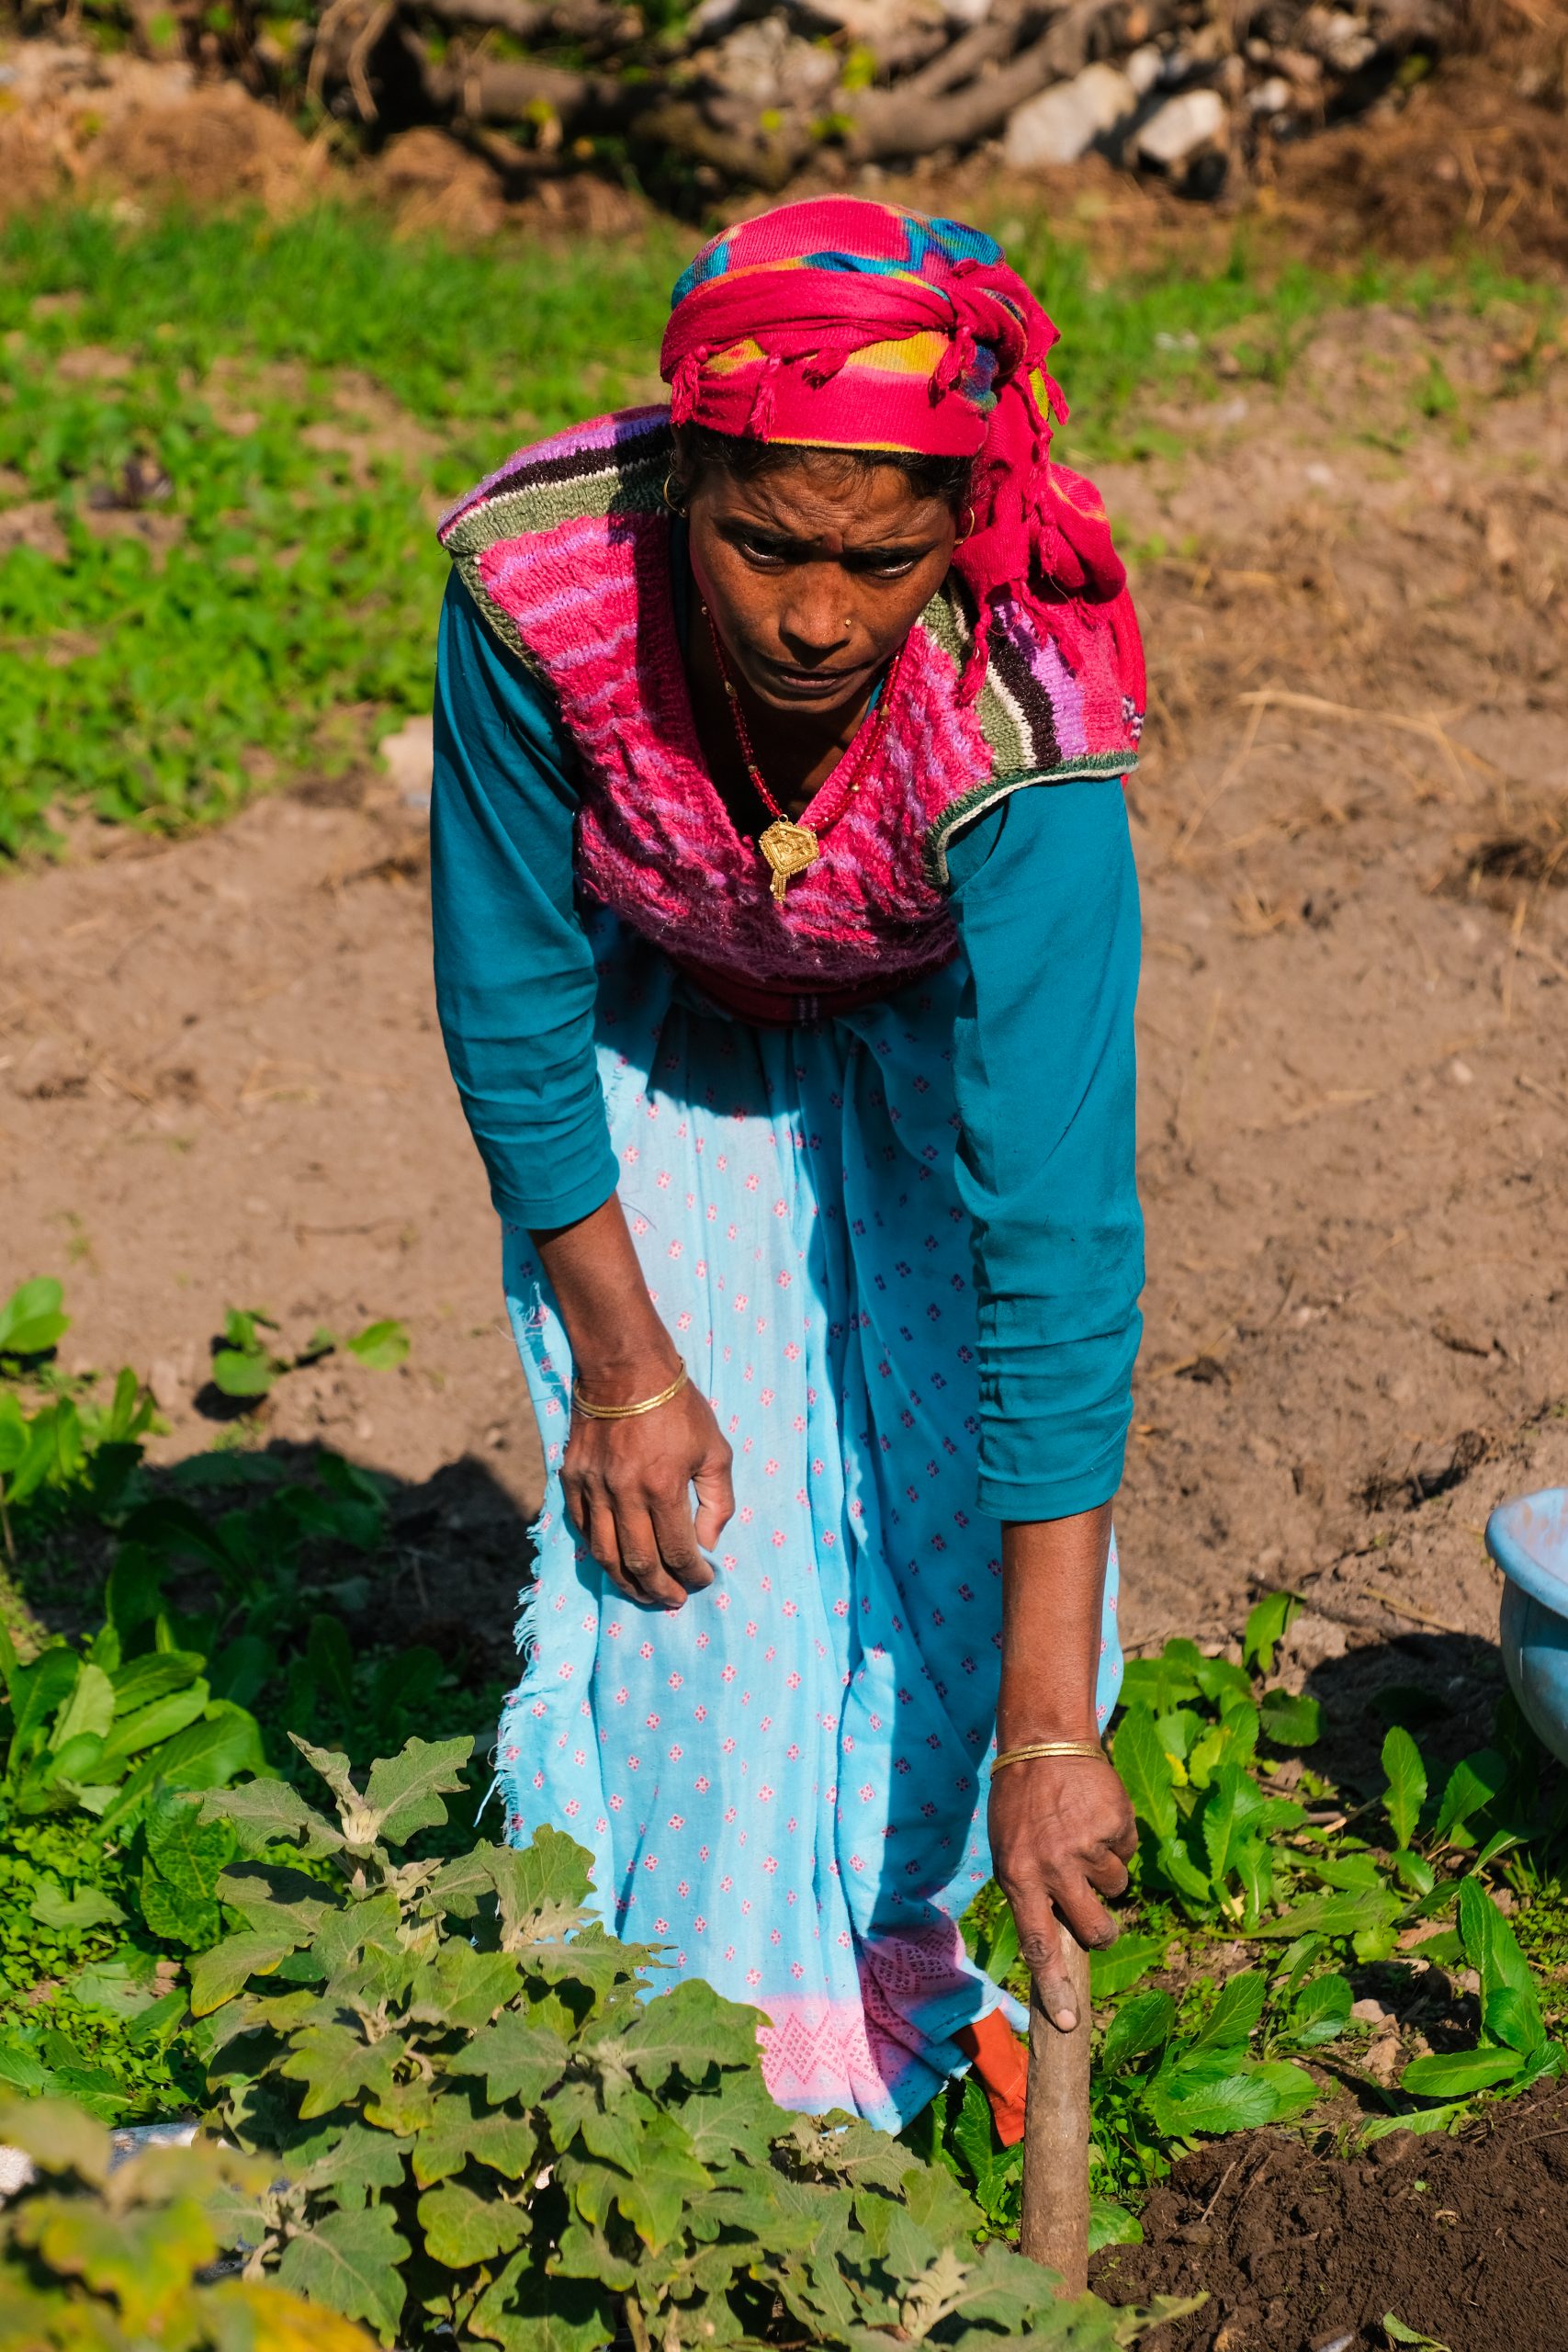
[1019,1931,1091,2295]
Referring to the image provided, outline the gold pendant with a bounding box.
[758,819,819,903]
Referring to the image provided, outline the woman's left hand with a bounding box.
[987,1754,1136,2033]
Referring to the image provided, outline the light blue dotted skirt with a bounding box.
[496,912,1122,2131]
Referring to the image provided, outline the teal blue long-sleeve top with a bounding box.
[432,571,1143,1522]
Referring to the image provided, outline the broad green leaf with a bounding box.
[139,1862,220,1951]
[1432,1749,1507,1844]
[202,1776,343,1858]
[1400,2046,1524,2098]
[1156,1834,1213,1908]
[1250,1887,1402,1940]
[468,2263,617,2352]
[70,1961,167,2020]
[1089,1932,1168,2000]
[453,2011,572,2109]
[1185,1969,1268,2061]
[28,1881,125,1935]
[1100,1990,1175,2075]
[1392,1848,1436,1897]
[410,2104,536,2188]
[618,1974,763,2087]
[1247,2058,1318,2118]
[489,1825,594,1943]
[423,1846,500,1921]
[1381,1725,1427,1850]
[1145,2066,1282,2137]
[216,1860,335,1935]
[611,2120,709,2249]
[145,1788,237,1895]
[1117,1653,1201,1715]
[0,1390,27,1473]
[281,2022,402,2121]
[5,1645,79,1752]
[1243,1590,1300,1676]
[417,2180,530,2268]
[1485,1986,1547,2058]
[295,2125,413,2205]
[211,1346,277,1398]
[1457,1876,1535,2011]
[189,1928,298,2016]
[0,1277,68,1358]
[362,1733,474,1845]
[1191,1653,1255,1710]
[1259,1688,1321,1747]
[96,1679,212,1771]
[1111,1706,1177,1842]
[1089,2197,1144,2252]
[407,1942,520,2033]
[1382,2318,1451,2351]
[1152,1706,1202,1768]
[1201,1765,1265,1887]
[102,1702,267,1826]
[345,1317,410,1370]
[1290,1973,1353,2047]
[276,2204,409,2336]
[48,1661,115,1754]
[109,1649,205,1714]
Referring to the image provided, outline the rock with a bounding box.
[695,15,840,108]
[378,714,434,808]
[1350,1996,1393,2024]
[1135,85,1227,167]
[1003,62,1136,169]
[1363,2030,1403,2085]
[1249,74,1293,114]
[1125,43,1163,96]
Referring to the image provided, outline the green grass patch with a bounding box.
[0,203,1557,859]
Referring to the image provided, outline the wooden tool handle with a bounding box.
[1019,1931,1092,2296]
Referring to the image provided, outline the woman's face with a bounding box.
[682,453,960,720]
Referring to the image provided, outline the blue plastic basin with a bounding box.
[1487,1487,1568,1766]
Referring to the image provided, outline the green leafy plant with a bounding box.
[0,2093,379,2351]
[211,1309,410,1404]
[0,1614,265,1830]
[197,1736,1194,2350]
[1384,1875,1564,2131]
[0,1276,70,1365]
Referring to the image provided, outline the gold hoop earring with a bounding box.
[662,473,688,516]
[957,503,977,544]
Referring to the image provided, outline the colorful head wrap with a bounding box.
[659,198,1136,701]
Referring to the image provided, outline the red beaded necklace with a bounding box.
[702,605,900,904]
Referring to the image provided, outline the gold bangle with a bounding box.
[991,1739,1107,1774]
[570,1361,688,1421]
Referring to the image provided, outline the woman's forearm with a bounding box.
[997,1503,1113,1748]
[531,1193,682,1401]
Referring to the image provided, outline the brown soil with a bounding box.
[1093,2077,1568,2351]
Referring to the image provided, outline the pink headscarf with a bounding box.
[659,198,1140,704]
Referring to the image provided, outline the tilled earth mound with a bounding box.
[1093,2078,1568,2351]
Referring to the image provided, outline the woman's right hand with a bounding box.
[560,1373,735,1611]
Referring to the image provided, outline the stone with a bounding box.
[1125,43,1164,96]
[1003,62,1136,170]
[1250,74,1293,113]
[1134,85,1227,167]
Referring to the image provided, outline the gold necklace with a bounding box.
[702,608,898,904]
